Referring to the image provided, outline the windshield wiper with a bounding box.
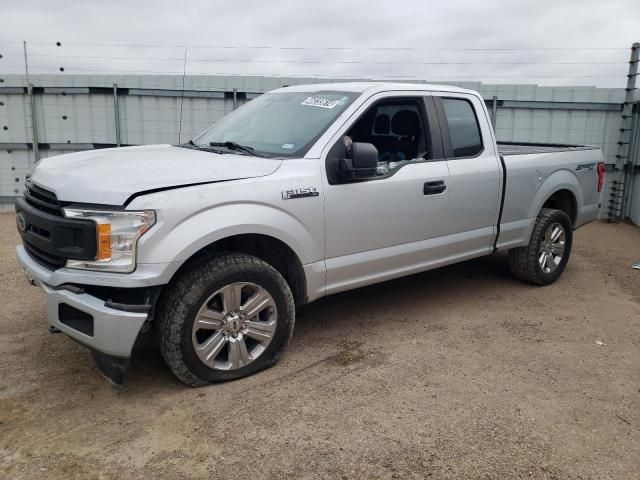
[209,141,264,157]
[179,139,202,150]
[178,139,228,154]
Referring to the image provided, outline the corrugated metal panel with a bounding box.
[0,92,32,143]
[117,95,235,145]
[495,108,620,163]
[36,92,117,144]
[0,147,87,198]
[0,148,31,198]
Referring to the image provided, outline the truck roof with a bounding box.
[272,82,477,96]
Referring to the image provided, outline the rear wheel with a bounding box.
[158,253,295,386]
[508,208,573,286]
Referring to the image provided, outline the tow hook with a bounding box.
[23,268,37,286]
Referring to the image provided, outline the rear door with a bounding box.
[433,94,502,255]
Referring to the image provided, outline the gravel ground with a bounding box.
[1,212,639,480]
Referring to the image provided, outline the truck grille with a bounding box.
[23,241,66,269]
[21,182,66,268]
[24,181,63,217]
[16,182,97,271]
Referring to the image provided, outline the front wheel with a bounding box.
[508,208,573,286]
[158,253,295,387]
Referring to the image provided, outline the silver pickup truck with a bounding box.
[15,82,604,386]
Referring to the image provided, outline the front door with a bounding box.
[322,94,452,295]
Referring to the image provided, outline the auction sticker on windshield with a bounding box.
[301,96,345,109]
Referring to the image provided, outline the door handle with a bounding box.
[423,180,446,195]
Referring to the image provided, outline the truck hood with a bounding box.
[29,144,283,205]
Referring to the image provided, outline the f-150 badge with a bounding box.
[281,187,319,200]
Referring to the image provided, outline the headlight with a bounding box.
[62,208,156,273]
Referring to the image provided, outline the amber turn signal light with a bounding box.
[97,223,112,260]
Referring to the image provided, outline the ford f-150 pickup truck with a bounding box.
[15,82,605,387]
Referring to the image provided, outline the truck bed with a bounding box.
[497,141,599,156]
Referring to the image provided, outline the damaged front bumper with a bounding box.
[38,282,148,358]
[17,245,158,386]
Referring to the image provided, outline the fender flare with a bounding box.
[527,169,582,222]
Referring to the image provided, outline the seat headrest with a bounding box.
[391,110,420,136]
[373,114,390,134]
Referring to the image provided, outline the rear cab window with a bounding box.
[441,98,483,158]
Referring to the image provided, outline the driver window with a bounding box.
[346,98,429,176]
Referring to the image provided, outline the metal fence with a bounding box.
[1,68,639,222]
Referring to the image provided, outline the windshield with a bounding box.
[192,91,359,157]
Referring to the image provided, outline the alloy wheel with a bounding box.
[538,222,566,274]
[191,282,277,371]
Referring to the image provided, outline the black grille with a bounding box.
[21,182,65,268]
[16,186,98,271]
[24,181,63,217]
[23,241,66,269]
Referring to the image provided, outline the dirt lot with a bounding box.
[1,212,639,480]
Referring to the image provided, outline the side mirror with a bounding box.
[338,142,378,180]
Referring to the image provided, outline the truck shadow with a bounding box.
[127,252,514,387]
[296,252,514,330]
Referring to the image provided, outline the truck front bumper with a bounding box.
[17,245,149,358]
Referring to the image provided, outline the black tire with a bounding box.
[157,253,295,387]
[508,208,573,286]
